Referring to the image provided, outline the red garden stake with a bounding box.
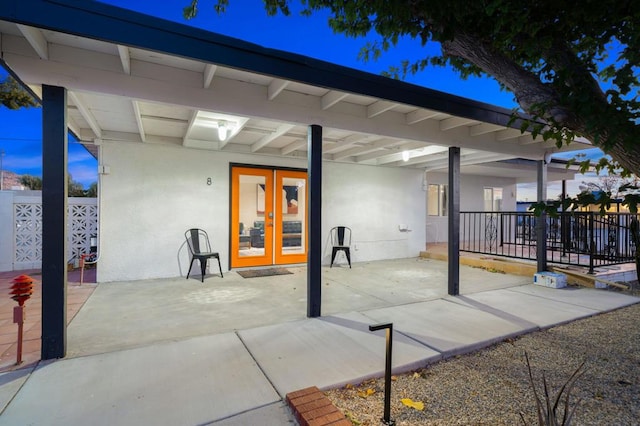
[9,275,34,365]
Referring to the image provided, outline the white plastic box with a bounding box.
[533,272,567,289]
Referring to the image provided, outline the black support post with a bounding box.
[41,85,68,360]
[536,159,548,272]
[561,180,569,256]
[307,124,322,317]
[448,147,460,296]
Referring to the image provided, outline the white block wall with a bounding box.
[98,141,426,282]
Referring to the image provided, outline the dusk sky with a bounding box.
[0,0,604,196]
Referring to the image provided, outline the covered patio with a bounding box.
[0,0,591,361]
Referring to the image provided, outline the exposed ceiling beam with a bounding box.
[405,109,442,125]
[132,100,146,142]
[140,115,189,125]
[323,134,377,154]
[321,91,348,110]
[66,116,81,138]
[376,144,449,165]
[203,64,217,89]
[268,79,290,100]
[367,100,398,118]
[16,25,48,59]
[68,91,102,138]
[281,139,306,155]
[355,141,426,163]
[440,117,478,131]
[518,134,541,145]
[251,123,295,152]
[423,152,516,171]
[469,122,503,136]
[117,45,131,75]
[182,110,198,146]
[332,138,396,160]
[495,128,522,141]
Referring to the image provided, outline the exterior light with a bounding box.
[402,150,410,162]
[218,121,228,141]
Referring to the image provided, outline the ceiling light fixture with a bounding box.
[218,121,228,141]
[402,150,410,162]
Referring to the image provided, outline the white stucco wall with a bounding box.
[98,141,426,282]
[322,162,426,264]
[425,172,517,243]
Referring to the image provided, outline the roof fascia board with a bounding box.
[0,0,531,130]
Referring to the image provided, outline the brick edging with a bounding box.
[286,386,351,426]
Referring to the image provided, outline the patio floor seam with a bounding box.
[234,330,283,400]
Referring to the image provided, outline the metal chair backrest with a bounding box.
[186,228,211,255]
[331,226,351,247]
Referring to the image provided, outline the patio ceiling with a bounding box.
[0,3,590,179]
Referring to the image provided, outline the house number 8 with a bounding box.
[207,177,212,185]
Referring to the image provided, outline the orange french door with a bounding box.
[230,166,307,268]
[231,167,273,268]
[274,169,307,265]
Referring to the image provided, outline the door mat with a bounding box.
[237,268,293,278]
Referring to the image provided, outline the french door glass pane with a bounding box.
[238,174,265,258]
[279,176,306,256]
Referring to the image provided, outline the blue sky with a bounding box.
[0,0,604,195]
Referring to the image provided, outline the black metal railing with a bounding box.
[460,211,638,273]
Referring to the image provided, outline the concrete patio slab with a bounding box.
[0,333,279,426]
[65,274,308,357]
[0,368,33,413]
[1,259,638,426]
[449,286,600,329]
[361,298,538,356]
[238,311,440,397]
[211,401,296,425]
[508,284,640,311]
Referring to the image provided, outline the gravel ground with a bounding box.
[325,292,640,425]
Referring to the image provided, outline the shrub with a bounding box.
[520,352,586,425]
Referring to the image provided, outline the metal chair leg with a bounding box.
[216,255,223,278]
[199,258,207,283]
[331,247,339,267]
[187,257,195,280]
[344,248,351,268]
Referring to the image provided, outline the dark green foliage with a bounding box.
[85,182,98,197]
[68,176,85,197]
[0,76,38,109]
[19,173,96,197]
[19,174,42,190]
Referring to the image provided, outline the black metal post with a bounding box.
[448,147,460,296]
[369,323,395,426]
[588,212,595,274]
[41,85,68,359]
[561,180,569,256]
[307,124,322,317]
[536,160,548,272]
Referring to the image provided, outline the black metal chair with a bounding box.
[330,226,352,268]
[185,228,223,282]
